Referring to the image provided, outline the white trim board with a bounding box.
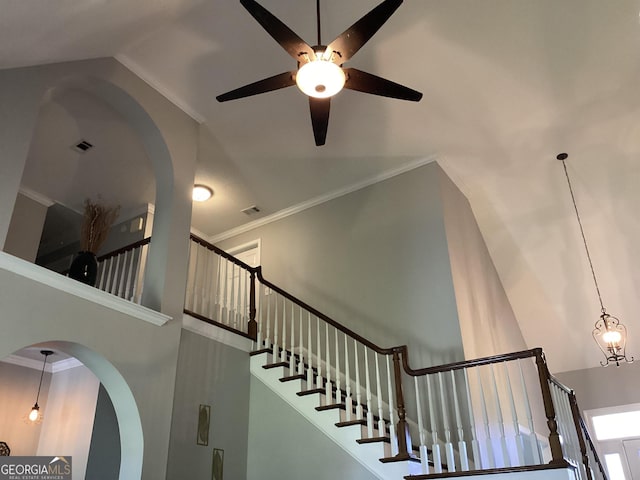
[209,155,437,243]
[0,252,171,327]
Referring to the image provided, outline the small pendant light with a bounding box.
[28,350,54,423]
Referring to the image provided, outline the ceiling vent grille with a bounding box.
[241,205,261,216]
[71,139,94,153]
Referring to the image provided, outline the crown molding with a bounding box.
[209,156,437,243]
[18,187,54,207]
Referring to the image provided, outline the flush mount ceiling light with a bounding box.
[193,185,213,202]
[216,0,422,146]
[28,350,53,424]
[557,153,633,367]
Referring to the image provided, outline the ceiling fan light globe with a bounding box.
[296,60,345,98]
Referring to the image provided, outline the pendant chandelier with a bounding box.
[557,153,633,367]
[28,350,54,423]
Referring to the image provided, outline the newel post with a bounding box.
[534,349,565,465]
[392,348,412,459]
[248,269,257,340]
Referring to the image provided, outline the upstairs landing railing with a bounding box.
[185,234,608,479]
[63,237,151,304]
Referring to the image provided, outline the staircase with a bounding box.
[185,234,610,480]
[250,347,422,480]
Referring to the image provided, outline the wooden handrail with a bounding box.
[97,236,151,262]
[400,345,541,376]
[578,415,609,479]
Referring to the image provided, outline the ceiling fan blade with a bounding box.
[240,0,314,61]
[326,0,402,63]
[309,97,331,146]
[343,68,422,101]
[217,71,296,102]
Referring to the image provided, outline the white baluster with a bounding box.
[354,340,363,420]
[201,248,211,316]
[191,245,200,311]
[386,355,398,456]
[264,284,271,350]
[306,311,313,387]
[290,302,296,371]
[518,360,543,464]
[364,348,374,437]
[477,368,496,469]
[374,353,385,437]
[124,248,135,301]
[427,375,442,473]
[503,362,525,466]
[272,295,279,359]
[325,323,333,404]
[134,243,147,303]
[334,329,341,404]
[451,370,469,471]
[415,377,430,474]
[490,364,511,467]
[220,259,228,324]
[316,318,322,390]
[117,252,128,298]
[255,283,263,350]
[344,333,352,422]
[463,368,482,469]
[281,298,287,363]
[105,257,114,294]
[438,372,456,471]
[97,258,107,292]
[297,305,304,375]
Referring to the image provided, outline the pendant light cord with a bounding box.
[560,158,606,314]
[34,353,50,406]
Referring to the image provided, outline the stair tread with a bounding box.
[336,419,367,427]
[297,388,325,397]
[263,361,289,369]
[280,374,306,382]
[357,436,391,445]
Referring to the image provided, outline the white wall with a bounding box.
[37,365,100,480]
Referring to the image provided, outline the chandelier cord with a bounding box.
[560,158,606,314]
[34,354,49,406]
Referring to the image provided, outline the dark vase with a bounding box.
[69,251,98,286]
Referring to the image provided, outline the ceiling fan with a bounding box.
[216,0,423,146]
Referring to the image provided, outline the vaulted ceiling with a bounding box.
[3,0,640,373]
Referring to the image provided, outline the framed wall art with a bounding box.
[196,404,211,446]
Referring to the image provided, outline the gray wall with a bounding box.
[166,330,250,480]
[218,162,465,367]
[4,193,48,262]
[438,168,527,359]
[247,377,377,480]
[86,384,121,480]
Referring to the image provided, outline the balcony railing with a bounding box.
[185,233,608,479]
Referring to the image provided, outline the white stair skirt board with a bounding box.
[251,352,421,480]
[438,469,578,480]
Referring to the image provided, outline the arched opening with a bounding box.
[3,72,176,311]
[0,341,143,479]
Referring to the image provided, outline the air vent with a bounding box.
[241,205,261,216]
[71,139,94,153]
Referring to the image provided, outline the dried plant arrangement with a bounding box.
[80,199,120,253]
